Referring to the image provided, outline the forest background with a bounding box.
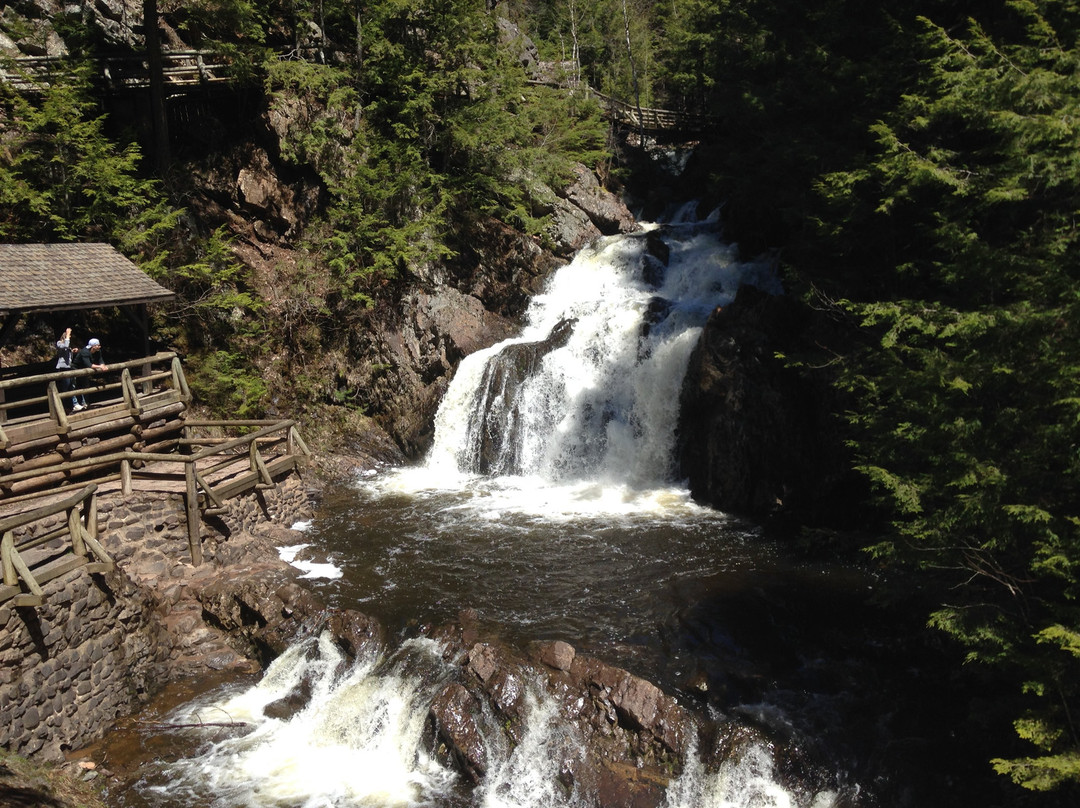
[1,0,1078,798]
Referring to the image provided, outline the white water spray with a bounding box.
[663,742,838,808]
[377,207,780,518]
[138,209,845,808]
[143,635,459,807]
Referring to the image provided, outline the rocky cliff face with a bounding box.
[677,284,858,527]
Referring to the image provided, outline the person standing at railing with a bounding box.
[54,327,79,411]
[71,338,108,411]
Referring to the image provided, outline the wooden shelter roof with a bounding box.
[0,243,174,314]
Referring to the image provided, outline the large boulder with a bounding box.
[562,164,638,236]
[677,284,857,525]
[424,621,699,808]
[195,559,384,665]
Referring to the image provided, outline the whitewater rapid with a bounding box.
[128,209,850,808]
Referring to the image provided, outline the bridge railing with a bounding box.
[0,50,230,93]
[0,483,113,606]
[589,90,720,136]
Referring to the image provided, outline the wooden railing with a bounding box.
[0,351,189,441]
[0,353,311,572]
[0,483,113,606]
[0,50,230,94]
[0,420,309,568]
[590,90,720,137]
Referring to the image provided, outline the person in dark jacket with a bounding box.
[54,327,78,410]
[70,338,108,411]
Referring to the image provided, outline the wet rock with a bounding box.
[466,642,529,742]
[430,682,488,782]
[574,657,695,756]
[546,198,603,256]
[263,677,313,721]
[469,318,576,474]
[467,642,501,684]
[195,564,327,663]
[596,761,668,808]
[324,609,384,662]
[535,640,576,672]
[562,164,639,236]
[678,284,858,526]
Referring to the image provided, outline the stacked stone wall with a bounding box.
[0,472,314,761]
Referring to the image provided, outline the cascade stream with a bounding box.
[98,208,958,808]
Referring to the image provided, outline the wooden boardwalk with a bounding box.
[0,50,230,95]
[0,353,310,606]
[2,52,715,138]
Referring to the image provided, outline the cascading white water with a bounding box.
[663,742,839,808]
[382,205,780,518]
[141,635,461,807]
[130,208,846,808]
[429,206,778,486]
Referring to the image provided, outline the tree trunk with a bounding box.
[143,0,170,173]
[620,0,644,142]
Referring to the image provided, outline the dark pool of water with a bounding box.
[90,475,1049,808]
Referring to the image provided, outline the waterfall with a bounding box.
[127,209,850,808]
[425,207,779,491]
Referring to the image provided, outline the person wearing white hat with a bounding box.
[70,338,109,411]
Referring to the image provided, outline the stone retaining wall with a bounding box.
[0,472,314,761]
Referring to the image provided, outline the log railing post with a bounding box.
[48,380,69,433]
[1,531,16,586]
[121,368,141,415]
[86,488,98,543]
[184,461,203,566]
[172,356,192,402]
[68,507,86,557]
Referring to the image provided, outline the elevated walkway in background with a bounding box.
[2,52,716,140]
[0,51,231,95]
[0,352,310,606]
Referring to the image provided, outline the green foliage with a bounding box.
[0,63,181,249]
[812,1,1080,789]
[263,0,607,305]
[186,349,268,418]
[162,226,262,349]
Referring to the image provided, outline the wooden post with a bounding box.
[1,531,16,586]
[184,462,203,566]
[87,489,98,543]
[121,457,132,495]
[48,380,69,433]
[121,368,141,415]
[68,508,86,557]
[171,356,191,402]
[288,425,311,456]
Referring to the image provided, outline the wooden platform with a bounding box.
[0,353,310,602]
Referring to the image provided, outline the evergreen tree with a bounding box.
[814,1,1080,789]
[0,64,180,257]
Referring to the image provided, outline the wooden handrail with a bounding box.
[0,482,111,606]
[0,483,97,534]
[0,352,187,426]
[0,351,178,391]
[1,418,307,569]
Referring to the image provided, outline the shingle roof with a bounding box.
[0,243,175,314]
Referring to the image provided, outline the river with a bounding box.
[94,208,1003,808]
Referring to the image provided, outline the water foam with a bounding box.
[372,211,780,522]
[142,635,458,807]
